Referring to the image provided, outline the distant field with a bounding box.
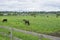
[0,14,60,34]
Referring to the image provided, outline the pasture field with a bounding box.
[0,14,60,34]
[0,14,60,40]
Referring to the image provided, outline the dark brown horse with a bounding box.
[2,19,7,22]
[23,19,30,25]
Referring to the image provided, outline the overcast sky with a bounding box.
[0,0,60,11]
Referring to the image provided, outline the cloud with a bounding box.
[0,0,60,11]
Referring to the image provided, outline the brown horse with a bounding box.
[23,19,30,25]
[2,19,7,22]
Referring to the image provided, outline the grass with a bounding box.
[0,15,60,34]
[13,31,39,40]
[0,34,10,40]
[0,28,9,33]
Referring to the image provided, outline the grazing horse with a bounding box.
[23,19,30,25]
[2,19,7,22]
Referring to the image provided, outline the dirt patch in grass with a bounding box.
[48,31,60,37]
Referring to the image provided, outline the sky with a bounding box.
[0,0,60,11]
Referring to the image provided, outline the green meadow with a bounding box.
[0,14,60,40]
[0,15,60,34]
